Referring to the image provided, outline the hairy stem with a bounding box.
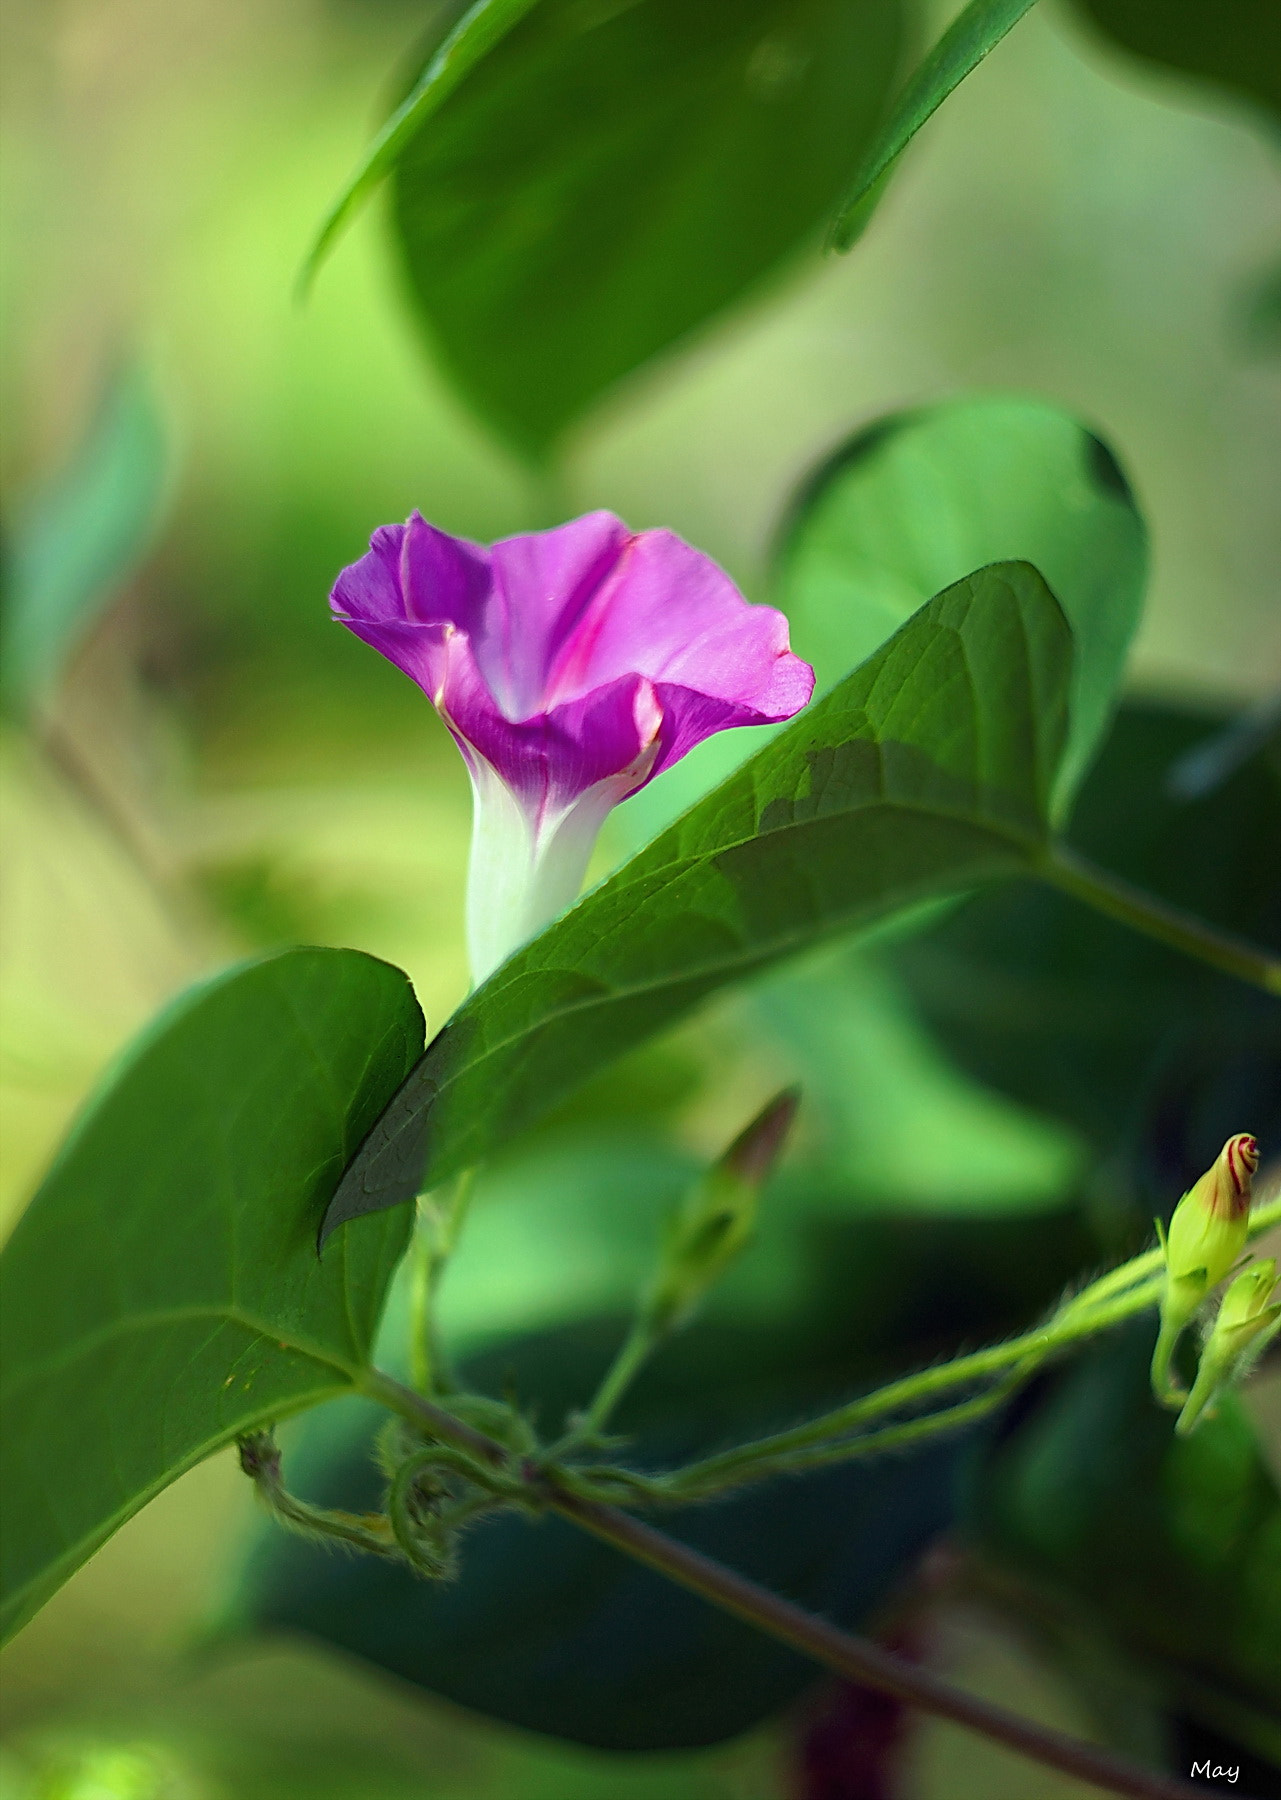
[667,1277,1163,1496]
[1041,843,1281,995]
[366,1372,1208,1800]
[237,1431,396,1557]
[669,1193,1281,1496]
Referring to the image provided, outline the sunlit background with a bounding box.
[2,0,1279,1793]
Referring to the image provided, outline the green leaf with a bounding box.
[0,364,168,716]
[0,947,424,1644]
[968,1322,1281,1755]
[829,0,1040,250]
[1070,0,1281,126]
[300,0,543,296]
[323,560,1072,1239]
[775,395,1147,815]
[386,0,906,457]
[892,700,1281,1162]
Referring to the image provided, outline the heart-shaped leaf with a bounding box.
[0,947,424,1643]
[385,0,906,456]
[775,395,1147,815]
[324,560,1072,1239]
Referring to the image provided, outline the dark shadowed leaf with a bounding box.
[829,0,1040,249]
[1070,0,1281,125]
[0,363,168,715]
[387,0,906,456]
[0,948,424,1643]
[323,562,1073,1240]
[228,1196,1097,1749]
[237,1394,965,1749]
[775,395,1147,815]
[968,1322,1281,1761]
[891,701,1281,1194]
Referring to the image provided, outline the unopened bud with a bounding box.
[1152,1133,1259,1408]
[1212,1257,1281,1353]
[1164,1133,1257,1296]
[645,1088,799,1335]
[1176,1259,1281,1434]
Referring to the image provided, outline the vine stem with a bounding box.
[575,1317,655,1439]
[665,1274,1164,1496]
[358,1200,1281,1798]
[360,1368,1216,1800]
[1041,843,1281,995]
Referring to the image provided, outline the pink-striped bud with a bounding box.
[1152,1134,1260,1410]
[1165,1134,1258,1291]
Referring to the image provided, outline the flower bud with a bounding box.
[644,1088,800,1336]
[1216,1256,1280,1338]
[1176,1259,1281,1435]
[1152,1133,1258,1407]
[1164,1133,1257,1294]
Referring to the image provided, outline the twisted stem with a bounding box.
[365,1371,1212,1800]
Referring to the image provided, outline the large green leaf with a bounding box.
[387,0,906,457]
[774,395,1147,814]
[0,947,424,1644]
[968,1322,1281,1765]
[0,363,168,716]
[829,0,1040,249]
[323,561,1072,1240]
[1070,0,1281,125]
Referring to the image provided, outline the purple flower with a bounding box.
[331,510,813,980]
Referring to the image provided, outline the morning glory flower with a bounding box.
[331,510,813,981]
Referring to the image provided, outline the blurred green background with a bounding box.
[1,0,1278,1794]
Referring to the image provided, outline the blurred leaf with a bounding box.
[0,365,168,716]
[1071,0,1281,124]
[386,0,906,457]
[829,0,1040,250]
[302,0,543,294]
[0,948,424,1644]
[748,943,1082,1217]
[231,1196,1097,1748]
[435,1112,1091,1359]
[891,702,1281,1185]
[323,562,1073,1239]
[775,395,1147,814]
[968,1321,1281,1759]
[1240,258,1281,357]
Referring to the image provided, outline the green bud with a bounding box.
[1152,1132,1259,1408]
[644,1088,799,1336]
[1176,1258,1281,1435]
[1161,1133,1257,1321]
